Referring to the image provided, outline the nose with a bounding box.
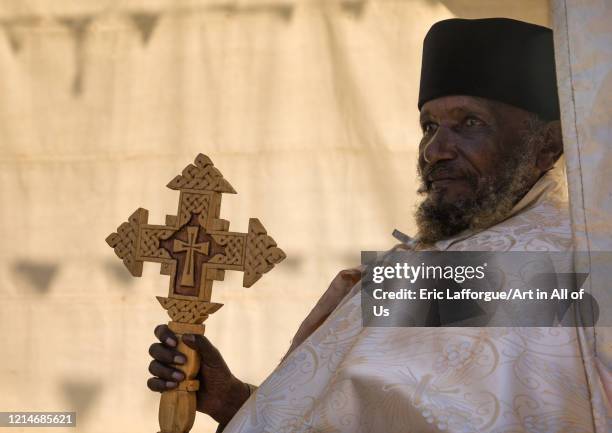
[422,126,458,165]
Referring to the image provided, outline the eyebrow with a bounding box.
[420,104,493,122]
[419,111,435,123]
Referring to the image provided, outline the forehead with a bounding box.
[420,95,494,119]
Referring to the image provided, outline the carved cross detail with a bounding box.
[106,154,286,324]
[173,226,209,287]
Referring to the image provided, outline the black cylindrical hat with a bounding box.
[418,18,560,121]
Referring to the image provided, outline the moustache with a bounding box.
[418,162,478,193]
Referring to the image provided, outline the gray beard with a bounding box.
[415,130,541,245]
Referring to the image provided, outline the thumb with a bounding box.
[182,334,225,369]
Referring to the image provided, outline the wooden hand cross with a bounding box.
[106,154,285,433]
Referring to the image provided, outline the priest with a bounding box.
[146,18,610,432]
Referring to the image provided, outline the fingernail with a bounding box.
[174,355,186,364]
[166,381,177,389]
[165,337,177,347]
[182,334,195,343]
[171,371,185,381]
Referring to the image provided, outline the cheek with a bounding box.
[458,138,501,179]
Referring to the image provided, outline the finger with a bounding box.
[182,334,224,368]
[340,269,361,282]
[154,324,178,348]
[148,343,187,365]
[147,377,178,392]
[148,360,185,382]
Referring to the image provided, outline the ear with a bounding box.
[536,120,563,172]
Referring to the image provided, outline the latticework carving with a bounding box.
[167,154,236,194]
[157,296,223,324]
[106,208,148,276]
[178,192,211,226]
[209,234,245,266]
[140,227,174,259]
[243,218,286,287]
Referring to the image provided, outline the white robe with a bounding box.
[223,166,610,433]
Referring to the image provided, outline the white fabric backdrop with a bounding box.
[0,1,549,432]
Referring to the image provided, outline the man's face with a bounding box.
[416,95,542,243]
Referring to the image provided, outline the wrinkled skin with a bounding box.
[416,95,562,242]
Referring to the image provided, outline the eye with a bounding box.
[422,121,438,135]
[464,116,484,128]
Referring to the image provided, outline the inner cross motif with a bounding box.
[173,226,210,287]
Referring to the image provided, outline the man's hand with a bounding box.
[147,325,251,427]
